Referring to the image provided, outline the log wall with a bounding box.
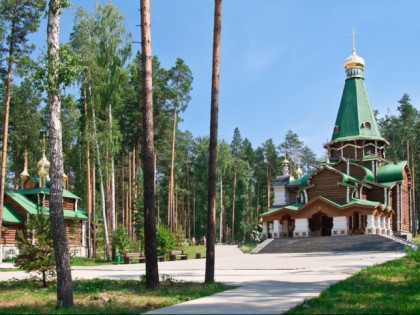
[307,170,347,204]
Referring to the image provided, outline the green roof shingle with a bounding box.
[2,204,24,223]
[330,76,386,144]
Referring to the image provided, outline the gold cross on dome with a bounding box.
[349,28,359,51]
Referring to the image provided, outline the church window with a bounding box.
[333,125,339,134]
[365,122,371,129]
[360,123,364,129]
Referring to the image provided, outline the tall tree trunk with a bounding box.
[219,175,223,243]
[109,104,116,260]
[140,0,159,289]
[92,162,96,257]
[0,2,16,262]
[83,86,92,258]
[128,150,132,238]
[47,0,73,307]
[186,157,191,239]
[193,181,196,239]
[168,108,177,231]
[232,168,237,244]
[266,162,270,209]
[92,103,111,261]
[121,147,125,229]
[410,142,417,237]
[90,163,98,258]
[206,0,222,284]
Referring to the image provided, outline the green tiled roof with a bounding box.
[2,204,24,223]
[346,198,387,208]
[287,169,317,186]
[330,77,386,143]
[377,161,406,183]
[284,203,305,211]
[17,187,81,200]
[260,202,305,216]
[260,197,389,217]
[63,209,88,220]
[6,190,39,215]
[5,190,87,221]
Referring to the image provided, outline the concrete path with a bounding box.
[0,245,406,314]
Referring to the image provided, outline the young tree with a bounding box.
[46,0,73,308]
[206,0,222,283]
[0,0,45,263]
[93,2,131,260]
[140,0,159,289]
[167,59,193,232]
[16,210,55,288]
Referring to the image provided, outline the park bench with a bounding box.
[169,250,188,261]
[124,252,145,264]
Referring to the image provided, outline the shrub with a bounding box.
[156,225,177,256]
[16,209,56,287]
[113,224,130,256]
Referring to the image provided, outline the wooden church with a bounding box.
[1,146,88,259]
[260,47,413,240]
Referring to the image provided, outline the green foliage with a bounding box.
[113,224,130,255]
[32,44,81,93]
[404,246,420,262]
[16,210,56,287]
[156,225,177,256]
[0,0,45,73]
[286,249,420,314]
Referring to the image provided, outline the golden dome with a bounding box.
[38,164,48,178]
[344,49,365,71]
[20,169,30,179]
[37,154,50,171]
[296,167,303,177]
[20,150,30,179]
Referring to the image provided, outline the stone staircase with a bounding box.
[254,234,417,254]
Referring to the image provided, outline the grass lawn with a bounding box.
[0,277,234,314]
[285,245,420,314]
[2,238,418,313]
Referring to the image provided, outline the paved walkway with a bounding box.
[0,245,406,314]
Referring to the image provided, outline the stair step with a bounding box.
[257,235,408,254]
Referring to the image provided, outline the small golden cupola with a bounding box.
[344,29,365,78]
[37,137,50,173]
[37,136,50,187]
[63,172,68,190]
[20,150,30,189]
[296,157,303,179]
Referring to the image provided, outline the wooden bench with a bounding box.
[15,257,24,265]
[169,250,188,261]
[158,255,166,262]
[124,252,145,264]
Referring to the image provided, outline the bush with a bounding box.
[16,210,56,287]
[156,225,177,256]
[113,224,130,256]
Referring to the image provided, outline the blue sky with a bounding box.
[30,0,420,158]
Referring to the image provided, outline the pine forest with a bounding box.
[1,1,419,260]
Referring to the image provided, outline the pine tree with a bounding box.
[16,210,55,288]
[0,0,45,263]
[46,0,73,308]
[206,0,222,283]
[140,0,159,289]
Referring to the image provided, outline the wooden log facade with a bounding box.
[260,48,413,241]
[1,151,88,258]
